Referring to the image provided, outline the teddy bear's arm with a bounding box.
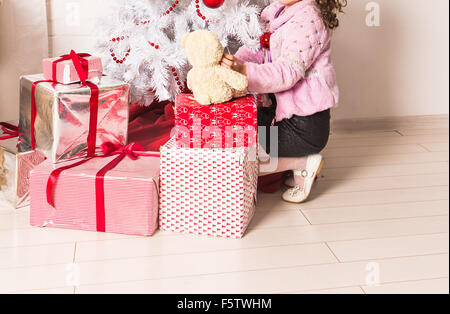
[215,66,248,94]
[186,70,193,91]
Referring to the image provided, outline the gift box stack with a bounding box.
[159,94,259,239]
[1,50,160,236]
[2,50,259,239]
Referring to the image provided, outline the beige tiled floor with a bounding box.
[0,122,448,294]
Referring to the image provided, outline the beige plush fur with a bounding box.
[182,30,248,105]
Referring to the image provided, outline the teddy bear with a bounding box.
[182,30,248,105]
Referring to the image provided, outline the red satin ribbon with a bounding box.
[0,122,20,140]
[30,51,99,155]
[46,142,160,232]
[84,81,99,156]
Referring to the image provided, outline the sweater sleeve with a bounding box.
[246,10,330,94]
[235,45,265,65]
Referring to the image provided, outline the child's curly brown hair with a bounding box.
[316,0,347,29]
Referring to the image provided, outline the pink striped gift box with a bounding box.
[30,155,159,236]
[43,55,103,85]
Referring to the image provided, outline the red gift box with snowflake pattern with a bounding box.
[174,94,257,149]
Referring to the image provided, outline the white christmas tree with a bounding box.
[95,0,271,106]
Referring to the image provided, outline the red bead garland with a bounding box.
[136,1,180,25]
[195,0,207,20]
[111,36,126,42]
[171,67,184,91]
[110,36,130,64]
[162,0,180,16]
[137,19,151,26]
[148,41,160,50]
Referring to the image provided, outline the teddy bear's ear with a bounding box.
[181,33,190,48]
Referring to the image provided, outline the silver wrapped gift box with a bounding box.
[19,74,130,163]
[1,127,46,209]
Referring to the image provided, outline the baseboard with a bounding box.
[331,114,449,132]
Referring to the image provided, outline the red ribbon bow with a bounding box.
[46,142,159,232]
[53,50,92,84]
[0,122,19,140]
[260,32,272,49]
[30,50,99,156]
[100,142,146,160]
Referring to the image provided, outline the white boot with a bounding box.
[282,155,324,204]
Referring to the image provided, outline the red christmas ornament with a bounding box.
[260,32,271,49]
[202,0,225,9]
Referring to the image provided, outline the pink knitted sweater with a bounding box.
[236,0,339,121]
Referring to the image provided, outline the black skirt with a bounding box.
[258,97,331,158]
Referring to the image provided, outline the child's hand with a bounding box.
[221,54,237,69]
[221,54,247,76]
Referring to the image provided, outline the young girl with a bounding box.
[221,0,346,203]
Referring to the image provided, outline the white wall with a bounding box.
[46,0,107,56]
[332,0,449,119]
[15,0,450,120]
[0,0,48,122]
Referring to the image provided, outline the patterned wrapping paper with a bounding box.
[18,74,129,163]
[160,138,259,239]
[0,134,46,209]
[43,55,103,85]
[175,94,257,148]
[30,155,160,236]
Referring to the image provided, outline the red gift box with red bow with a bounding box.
[174,94,257,149]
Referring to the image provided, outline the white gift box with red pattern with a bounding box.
[159,138,258,239]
